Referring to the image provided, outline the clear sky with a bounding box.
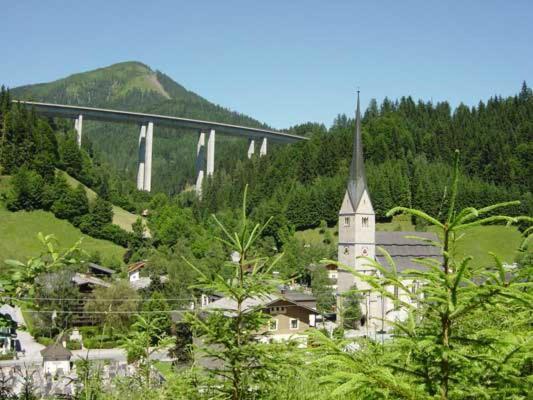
[2,1,532,129]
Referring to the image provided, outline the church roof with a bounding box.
[346,91,369,210]
[376,231,443,272]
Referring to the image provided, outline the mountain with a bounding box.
[11,61,269,194]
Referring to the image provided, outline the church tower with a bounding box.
[337,91,376,296]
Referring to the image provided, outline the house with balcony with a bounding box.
[204,290,319,344]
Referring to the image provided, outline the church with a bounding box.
[336,92,442,334]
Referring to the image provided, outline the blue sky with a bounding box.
[2,1,532,128]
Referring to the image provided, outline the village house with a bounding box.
[71,272,111,294]
[40,343,72,375]
[205,290,319,344]
[86,262,115,278]
[127,260,146,282]
[127,260,152,290]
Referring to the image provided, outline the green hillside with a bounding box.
[12,62,170,107]
[11,61,268,194]
[296,218,523,268]
[0,202,125,273]
[0,205,125,265]
[0,173,127,269]
[62,172,139,232]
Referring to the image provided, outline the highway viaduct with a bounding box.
[13,101,308,194]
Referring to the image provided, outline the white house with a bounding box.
[41,343,72,375]
[127,261,147,282]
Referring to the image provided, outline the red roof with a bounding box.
[127,261,147,273]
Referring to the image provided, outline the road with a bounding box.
[0,308,173,368]
[0,340,172,368]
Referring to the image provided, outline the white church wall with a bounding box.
[377,281,423,330]
[353,191,375,245]
[336,269,355,293]
[355,190,374,214]
[338,193,356,245]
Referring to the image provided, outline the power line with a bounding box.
[22,310,189,314]
[1,296,195,302]
[21,304,327,314]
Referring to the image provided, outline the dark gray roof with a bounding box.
[346,91,369,210]
[71,273,111,288]
[87,262,114,275]
[282,290,316,302]
[41,343,72,361]
[206,294,319,315]
[376,231,443,272]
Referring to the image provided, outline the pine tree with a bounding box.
[60,133,83,177]
[6,167,44,211]
[185,186,283,399]
[91,196,114,226]
[314,151,530,399]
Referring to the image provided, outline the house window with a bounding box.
[290,319,299,330]
[411,281,418,294]
[269,319,278,331]
[344,217,350,227]
[344,247,349,255]
[362,217,369,228]
[270,306,286,314]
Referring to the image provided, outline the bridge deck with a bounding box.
[14,101,307,143]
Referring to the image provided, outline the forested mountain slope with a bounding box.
[11,63,532,231]
[12,61,268,194]
[199,83,533,233]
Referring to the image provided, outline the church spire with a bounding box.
[346,90,369,210]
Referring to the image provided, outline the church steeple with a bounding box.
[346,91,370,210]
[337,91,375,296]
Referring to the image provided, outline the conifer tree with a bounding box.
[315,151,531,399]
[6,167,44,211]
[92,196,113,226]
[185,186,283,400]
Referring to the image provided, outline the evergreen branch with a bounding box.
[455,215,517,231]
[211,214,238,248]
[403,235,443,248]
[451,256,473,305]
[386,207,444,228]
[475,200,521,216]
[446,150,460,224]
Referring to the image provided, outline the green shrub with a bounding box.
[79,326,99,336]
[82,335,121,349]
[36,337,54,346]
[0,351,15,360]
[6,167,44,211]
[66,340,82,350]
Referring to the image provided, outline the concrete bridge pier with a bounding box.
[136,125,147,191]
[195,131,206,195]
[75,114,83,148]
[143,122,154,192]
[247,139,255,159]
[260,137,267,156]
[206,129,215,176]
